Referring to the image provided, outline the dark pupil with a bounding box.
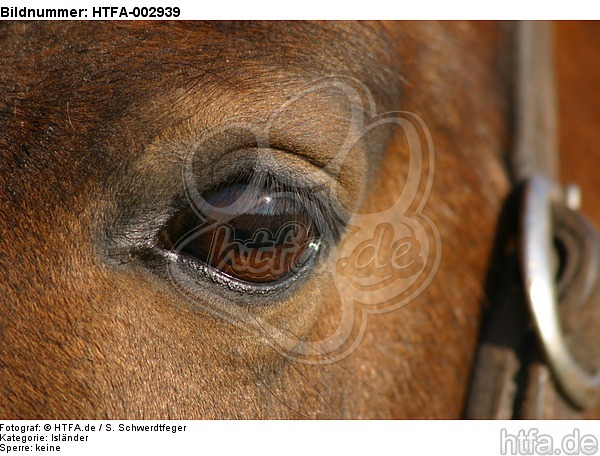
[158,184,317,283]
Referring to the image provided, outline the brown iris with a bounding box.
[158,184,319,284]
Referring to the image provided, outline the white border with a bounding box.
[2,0,600,19]
[1,420,600,456]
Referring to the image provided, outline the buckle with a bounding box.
[521,175,600,409]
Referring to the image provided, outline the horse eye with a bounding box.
[158,183,321,285]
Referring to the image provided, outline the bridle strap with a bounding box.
[466,21,600,419]
[512,21,558,183]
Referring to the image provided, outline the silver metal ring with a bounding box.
[521,175,600,409]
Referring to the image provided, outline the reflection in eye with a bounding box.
[158,182,323,284]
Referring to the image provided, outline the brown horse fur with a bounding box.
[0,21,573,419]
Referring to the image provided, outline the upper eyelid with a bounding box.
[178,147,347,222]
[143,104,366,203]
[100,105,359,267]
[101,149,347,260]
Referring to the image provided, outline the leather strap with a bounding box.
[511,21,558,183]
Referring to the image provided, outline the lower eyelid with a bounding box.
[158,243,320,298]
